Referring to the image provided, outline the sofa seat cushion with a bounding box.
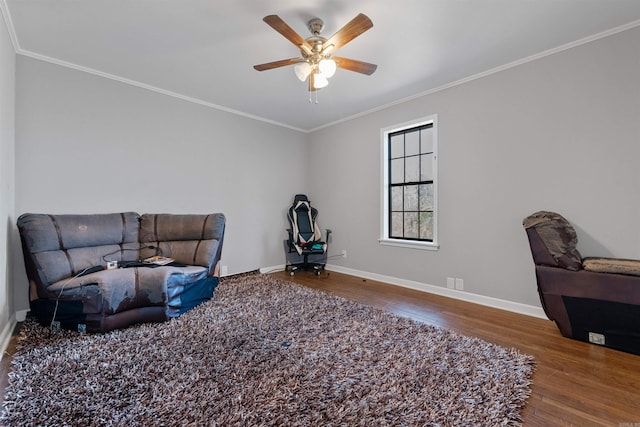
[582,257,640,277]
[36,284,104,316]
[49,266,208,315]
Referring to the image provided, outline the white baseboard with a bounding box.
[260,263,547,320]
[325,265,547,319]
[0,315,17,362]
[259,265,286,275]
[15,309,28,322]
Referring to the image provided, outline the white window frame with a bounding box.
[379,114,439,250]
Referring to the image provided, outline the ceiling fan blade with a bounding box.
[253,58,301,71]
[263,15,312,51]
[324,13,373,52]
[333,57,377,75]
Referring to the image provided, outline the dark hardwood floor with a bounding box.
[272,270,640,426]
[2,270,639,425]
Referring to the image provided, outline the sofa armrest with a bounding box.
[536,266,640,306]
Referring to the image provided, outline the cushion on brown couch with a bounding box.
[582,257,640,277]
[523,211,583,271]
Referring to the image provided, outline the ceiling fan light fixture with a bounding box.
[255,14,376,100]
[294,62,312,81]
[318,59,336,78]
[313,72,329,89]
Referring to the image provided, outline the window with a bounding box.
[380,115,438,250]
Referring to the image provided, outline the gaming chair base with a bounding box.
[284,241,327,276]
[286,267,324,276]
[286,261,325,276]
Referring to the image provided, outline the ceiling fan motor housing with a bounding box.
[307,18,324,36]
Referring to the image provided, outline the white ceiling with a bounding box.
[4,0,640,132]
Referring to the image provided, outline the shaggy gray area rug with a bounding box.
[2,274,534,426]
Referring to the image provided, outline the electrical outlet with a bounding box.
[341,250,347,258]
[455,278,464,290]
[588,332,605,345]
[446,277,455,289]
[106,261,118,270]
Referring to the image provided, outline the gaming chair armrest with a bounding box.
[286,229,296,252]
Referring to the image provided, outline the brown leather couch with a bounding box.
[523,211,640,355]
[18,212,225,332]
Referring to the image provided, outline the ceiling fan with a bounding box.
[253,13,377,92]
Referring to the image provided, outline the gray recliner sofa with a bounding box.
[17,212,225,332]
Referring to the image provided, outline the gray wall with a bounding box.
[9,24,640,315]
[0,13,16,340]
[13,56,309,312]
[308,26,640,307]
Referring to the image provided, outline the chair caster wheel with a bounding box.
[289,271,295,276]
[315,270,321,276]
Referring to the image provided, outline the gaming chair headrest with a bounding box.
[294,194,310,203]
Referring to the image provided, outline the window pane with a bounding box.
[421,127,433,153]
[391,187,403,211]
[383,117,437,245]
[391,212,403,237]
[404,212,419,239]
[391,158,404,184]
[419,184,433,211]
[405,130,420,156]
[420,153,433,181]
[419,212,433,240]
[406,155,420,182]
[390,134,404,158]
[404,185,418,211]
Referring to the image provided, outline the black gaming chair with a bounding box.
[285,194,330,276]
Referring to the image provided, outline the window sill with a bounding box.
[378,238,439,251]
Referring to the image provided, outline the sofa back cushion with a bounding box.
[17,212,140,287]
[523,211,582,271]
[139,213,225,273]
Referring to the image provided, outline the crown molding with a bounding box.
[2,1,309,133]
[18,49,308,133]
[309,19,640,133]
[3,0,639,134]
[0,0,19,52]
